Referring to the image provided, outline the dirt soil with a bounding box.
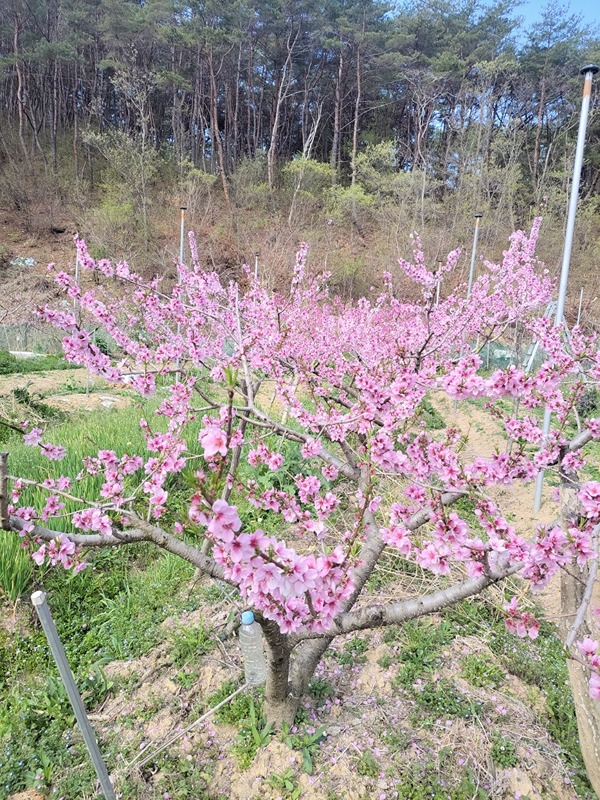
[75,594,582,800]
[0,368,133,413]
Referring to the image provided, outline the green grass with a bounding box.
[0,351,71,375]
[396,760,488,800]
[0,531,33,604]
[0,546,199,796]
[460,653,505,689]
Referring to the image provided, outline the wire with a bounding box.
[120,681,249,776]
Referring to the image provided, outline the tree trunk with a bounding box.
[260,618,297,726]
[208,52,232,214]
[330,46,344,183]
[532,74,546,201]
[560,467,600,794]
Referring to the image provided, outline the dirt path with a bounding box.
[0,368,133,412]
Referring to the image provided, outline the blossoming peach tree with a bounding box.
[2,220,600,728]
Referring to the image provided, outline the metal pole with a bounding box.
[179,205,186,271]
[31,591,117,800]
[467,213,483,299]
[175,206,186,385]
[533,65,598,514]
[254,252,259,280]
[0,451,8,530]
[435,259,442,306]
[577,287,584,326]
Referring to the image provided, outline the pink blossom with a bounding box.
[23,427,43,446]
[199,426,228,458]
[32,544,46,566]
[589,672,600,700]
[579,638,599,658]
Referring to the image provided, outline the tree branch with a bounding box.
[295,560,522,639]
[8,515,231,584]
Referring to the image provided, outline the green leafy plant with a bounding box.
[232,697,273,769]
[490,732,518,768]
[356,750,379,778]
[337,636,369,665]
[413,679,484,721]
[267,768,302,799]
[461,653,505,688]
[281,723,326,775]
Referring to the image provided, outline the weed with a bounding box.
[267,769,302,799]
[281,723,326,775]
[12,386,65,421]
[208,680,255,725]
[418,399,445,430]
[490,732,518,768]
[0,352,70,375]
[169,622,213,666]
[392,619,457,688]
[396,761,488,800]
[355,750,379,777]
[0,530,33,603]
[337,636,369,665]
[232,697,273,769]
[413,679,485,721]
[309,676,336,706]
[460,654,505,688]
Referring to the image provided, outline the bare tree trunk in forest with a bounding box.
[287,101,322,226]
[13,15,30,166]
[52,59,58,174]
[267,27,299,192]
[209,52,232,213]
[350,46,361,187]
[533,75,546,201]
[330,46,344,183]
[73,62,79,179]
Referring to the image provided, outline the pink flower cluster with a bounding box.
[190,497,353,632]
[503,597,540,639]
[22,425,66,461]
[32,534,87,572]
[577,638,600,700]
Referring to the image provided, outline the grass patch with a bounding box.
[0,351,71,375]
[460,653,505,689]
[0,530,33,603]
[389,618,458,688]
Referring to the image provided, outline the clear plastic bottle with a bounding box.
[238,610,267,686]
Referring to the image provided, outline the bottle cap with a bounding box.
[241,610,255,624]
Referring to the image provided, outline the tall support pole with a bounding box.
[0,451,8,530]
[467,213,483,299]
[435,259,442,306]
[31,591,117,800]
[179,205,186,268]
[175,206,186,385]
[533,65,598,514]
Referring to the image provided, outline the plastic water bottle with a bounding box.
[238,610,267,686]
